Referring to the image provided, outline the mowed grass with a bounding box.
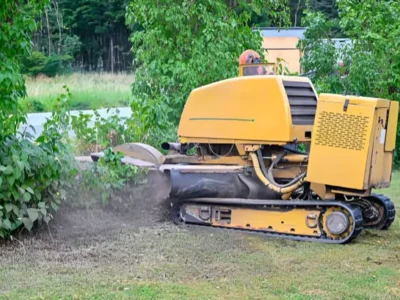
[20,73,133,112]
[0,173,399,299]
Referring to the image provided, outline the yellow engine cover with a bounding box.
[307,94,399,190]
[178,75,318,145]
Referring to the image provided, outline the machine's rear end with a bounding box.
[307,94,398,194]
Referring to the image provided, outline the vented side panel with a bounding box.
[307,99,375,190]
[314,111,370,151]
[283,80,318,125]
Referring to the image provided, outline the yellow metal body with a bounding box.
[182,205,322,236]
[178,75,316,144]
[386,101,399,152]
[307,94,399,190]
[212,207,321,236]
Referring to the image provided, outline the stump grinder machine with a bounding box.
[92,50,399,244]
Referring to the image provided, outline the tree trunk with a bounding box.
[45,9,51,56]
[40,12,43,52]
[53,0,63,54]
[110,37,114,73]
[294,0,302,27]
[116,33,120,72]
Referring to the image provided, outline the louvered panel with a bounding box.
[283,80,318,125]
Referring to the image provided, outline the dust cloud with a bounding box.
[39,167,174,245]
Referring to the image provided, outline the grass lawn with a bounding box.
[0,173,399,299]
[20,73,133,112]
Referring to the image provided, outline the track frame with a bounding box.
[171,198,364,244]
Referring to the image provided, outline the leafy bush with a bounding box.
[71,108,132,155]
[21,99,46,113]
[0,1,78,238]
[1,1,47,136]
[62,35,82,57]
[70,108,148,206]
[0,89,77,237]
[79,148,144,205]
[300,0,400,99]
[22,51,73,77]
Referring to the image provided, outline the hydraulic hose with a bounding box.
[257,149,306,188]
[250,151,306,194]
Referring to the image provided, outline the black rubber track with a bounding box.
[365,194,396,230]
[172,198,364,244]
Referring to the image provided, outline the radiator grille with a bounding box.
[315,111,370,151]
[283,80,318,125]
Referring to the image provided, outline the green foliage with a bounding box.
[22,99,46,113]
[298,10,344,93]
[0,0,78,238]
[0,0,48,135]
[80,148,143,205]
[126,0,290,146]
[22,51,73,77]
[301,0,400,99]
[71,108,131,155]
[61,35,82,57]
[308,0,341,36]
[337,0,400,100]
[70,110,145,207]
[299,0,400,166]
[42,54,73,76]
[0,88,77,237]
[22,51,48,76]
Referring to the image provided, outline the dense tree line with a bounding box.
[29,0,133,73]
[28,0,339,74]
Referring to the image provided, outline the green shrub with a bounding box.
[22,51,73,77]
[21,99,46,113]
[80,148,144,205]
[0,1,84,238]
[71,108,132,155]
[0,137,72,236]
[0,88,77,238]
[1,1,47,136]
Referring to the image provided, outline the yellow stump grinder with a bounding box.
[92,50,399,244]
